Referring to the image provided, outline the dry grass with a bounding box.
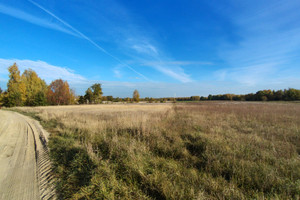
[16,102,300,199]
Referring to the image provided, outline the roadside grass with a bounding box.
[12,102,300,199]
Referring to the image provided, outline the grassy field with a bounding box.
[15,102,300,199]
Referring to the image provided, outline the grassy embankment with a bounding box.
[14,102,300,199]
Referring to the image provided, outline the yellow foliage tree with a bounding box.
[7,63,26,106]
[133,89,140,102]
[21,69,47,106]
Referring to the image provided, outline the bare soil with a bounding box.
[0,110,56,200]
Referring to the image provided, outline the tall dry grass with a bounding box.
[16,102,300,199]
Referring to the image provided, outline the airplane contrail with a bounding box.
[28,0,150,81]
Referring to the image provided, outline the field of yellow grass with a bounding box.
[15,102,300,199]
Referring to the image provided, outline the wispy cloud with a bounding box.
[4,0,194,83]
[80,1,194,83]
[214,0,300,86]
[28,0,150,81]
[214,63,282,86]
[125,37,193,82]
[0,58,86,84]
[131,43,158,55]
[142,61,212,66]
[0,3,78,37]
[152,64,192,83]
[113,65,122,78]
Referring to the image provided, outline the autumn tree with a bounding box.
[69,89,76,105]
[133,89,140,102]
[102,96,107,101]
[22,69,47,106]
[107,96,113,101]
[47,79,74,105]
[191,96,200,101]
[6,63,26,107]
[285,88,300,100]
[124,97,131,103]
[273,90,284,101]
[0,87,3,106]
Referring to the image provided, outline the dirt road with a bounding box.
[0,110,56,200]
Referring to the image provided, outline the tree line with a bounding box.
[77,89,140,104]
[101,89,300,103]
[174,89,300,102]
[0,63,141,107]
[0,63,77,107]
[0,63,299,107]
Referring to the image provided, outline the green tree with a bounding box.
[91,83,103,104]
[34,91,47,106]
[107,96,113,101]
[114,97,120,102]
[84,83,103,104]
[84,88,93,104]
[285,88,300,101]
[101,96,107,101]
[149,97,154,103]
[78,96,85,104]
[133,89,140,102]
[274,90,284,101]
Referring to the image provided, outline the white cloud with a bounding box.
[0,1,149,81]
[27,0,149,81]
[26,0,193,83]
[215,0,300,87]
[151,65,192,83]
[113,68,122,78]
[0,58,86,84]
[100,3,194,83]
[142,61,212,66]
[214,62,289,86]
[0,3,78,37]
[126,39,193,82]
[131,43,158,55]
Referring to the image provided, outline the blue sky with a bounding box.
[0,0,299,97]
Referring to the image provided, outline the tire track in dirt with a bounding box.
[0,110,56,200]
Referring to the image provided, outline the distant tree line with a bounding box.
[77,89,141,104]
[174,89,300,102]
[90,89,300,104]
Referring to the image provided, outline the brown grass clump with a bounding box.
[16,102,300,199]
